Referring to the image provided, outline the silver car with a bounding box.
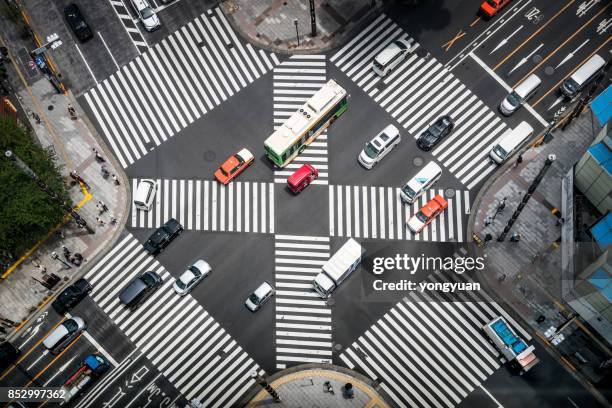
[173,260,211,295]
[245,282,275,312]
[130,0,160,31]
[42,316,86,353]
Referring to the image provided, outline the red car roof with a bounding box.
[287,164,316,186]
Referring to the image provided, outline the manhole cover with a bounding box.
[48,105,54,111]
[413,156,424,167]
[203,150,216,162]
[326,298,335,306]
[444,188,455,198]
[334,343,342,351]
[544,66,555,75]
[532,54,542,64]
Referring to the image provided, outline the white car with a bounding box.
[42,317,86,353]
[173,260,211,295]
[245,282,275,312]
[372,39,412,77]
[358,124,401,169]
[130,0,160,31]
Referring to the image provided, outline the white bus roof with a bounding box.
[265,79,347,153]
[322,238,363,281]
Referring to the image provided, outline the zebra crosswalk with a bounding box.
[273,55,329,185]
[331,14,513,190]
[107,0,148,54]
[340,258,532,408]
[130,179,275,233]
[85,234,263,407]
[84,7,280,169]
[329,186,469,242]
[274,235,332,369]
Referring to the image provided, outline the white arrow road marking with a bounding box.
[508,43,544,75]
[596,17,611,35]
[26,349,49,371]
[555,39,590,69]
[548,96,565,111]
[19,322,43,349]
[577,0,601,17]
[44,355,76,386]
[490,25,524,54]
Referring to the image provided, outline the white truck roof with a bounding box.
[322,238,363,281]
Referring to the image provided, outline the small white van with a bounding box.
[500,74,541,116]
[372,39,412,77]
[560,54,605,98]
[400,161,442,204]
[134,179,157,211]
[358,124,401,169]
[489,121,534,164]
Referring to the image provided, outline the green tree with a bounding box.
[0,116,71,268]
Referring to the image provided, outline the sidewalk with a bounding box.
[0,15,128,336]
[469,109,610,398]
[241,364,389,407]
[220,0,382,54]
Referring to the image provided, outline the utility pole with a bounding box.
[498,154,556,241]
[251,371,281,402]
[293,19,300,46]
[4,150,94,233]
[309,0,317,37]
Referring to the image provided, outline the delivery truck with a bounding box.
[483,316,539,375]
[313,238,364,298]
[62,354,110,403]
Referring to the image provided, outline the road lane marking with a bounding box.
[97,31,120,71]
[24,333,83,387]
[493,0,576,71]
[82,330,118,367]
[74,43,98,84]
[490,25,524,54]
[480,385,504,407]
[469,16,481,27]
[507,43,544,75]
[469,52,548,126]
[513,3,610,87]
[442,30,466,52]
[532,36,611,107]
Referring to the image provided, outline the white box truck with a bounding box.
[313,238,364,298]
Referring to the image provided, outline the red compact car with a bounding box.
[214,148,254,185]
[480,0,513,18]
[287,164,318,194]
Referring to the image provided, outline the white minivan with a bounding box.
[500,74,541,116]
[560,54,605,98]
[372,39,412,77]
[489,121,534,164]
[134,179,157,211]
[400,161,442,204]
[358,124,401,169]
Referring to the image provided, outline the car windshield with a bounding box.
[175,278,186,289]
[394,40,407,51]
[373,60,383,70]
[75,21,87,29]
[402,185,416,199]
[64,319,78,332]
[415,211,428,223]
[486,0,497,6]
[249,294,260,305]
[364,142,379,159]
[189,265,202,277]
[493,145,508,160]
[141,273,156,286]
[141,7,155,19]
[219,167,228,176]
[506,91,522,107]
[564,79,578,93]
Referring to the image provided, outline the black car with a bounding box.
[143,218,183,255]
[119,271,162,309]
[52,278,92,314]
[0,341,20,372]
[64,4,94,42]
[416,115,454,151]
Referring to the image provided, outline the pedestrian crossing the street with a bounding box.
[274,235,333,370]
[107,0,148,54]
[340,262,532,408]
[330,14,513,190]
[130,178,275,234]
[272,55,329,185]
[84,234,264,408]
[329,186,469,242]
[84,7,280,169]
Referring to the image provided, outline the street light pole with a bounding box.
[309,0,317,37]
[251,371,281,402]
[4,150,94,233]
[293,19,300,46]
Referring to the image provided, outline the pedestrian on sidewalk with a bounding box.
[36,263,47,273]
[484,216,493,226]
[96,217,105,226]
[98,200,109,212]
[556,217,565,226]
[92,147,106,163]
[514,154,523,168]
[110,215,117,225]
[67,104,77,119]
[510,232,521,242]
[112,174,120,185]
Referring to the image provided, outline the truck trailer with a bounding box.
[62,354,110,403]
[483,316,539,374]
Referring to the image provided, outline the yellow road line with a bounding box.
[24,333,83,387]
[469,16,481,27]
[493,0,576,71]
[513,3,610,88]
[532,36,611,107]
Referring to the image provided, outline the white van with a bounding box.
[400,161,442,204]
[560,54,605,98]
[500,74,542,116]
[372,39,412,77]
[489,121,534,164]
[358,124,401,169]
[134,179,157,211]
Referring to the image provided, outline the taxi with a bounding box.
[287,164,318,194]
[214,148,254,184]
[480,0,513,18]
[407,194,448,233]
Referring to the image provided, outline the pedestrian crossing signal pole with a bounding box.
[251,371,281,402]
[294,19,300,46]
[497,155,556,242]
[309,0,317,37]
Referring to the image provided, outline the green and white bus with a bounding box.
[264,79,348,168]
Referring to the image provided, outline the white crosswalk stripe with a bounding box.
[274,235,332,369]
[106,0,148,54]
[84,234,263,407]
[331,14,512,190]
[130,179,275,233]
[83,7,279,168]
[340,259,532,408]
[329,186,469,242]
[273,55,329,185]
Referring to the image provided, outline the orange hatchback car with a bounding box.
[214,148,255,184]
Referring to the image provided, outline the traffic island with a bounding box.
[240,364,390,407]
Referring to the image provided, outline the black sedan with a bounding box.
[416,115,454,151]
[52,278,92,314]
[143,218,183,255]
[64,4,94,42]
